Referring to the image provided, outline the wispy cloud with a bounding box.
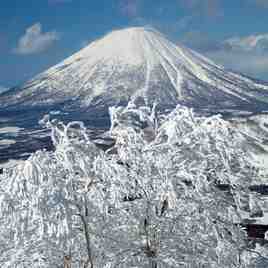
[119,0,140,17]
[181,31,268,80]
[14,23,60,55]
[224,34,268,52]
[206,50,268,79]
[182,31,268,54]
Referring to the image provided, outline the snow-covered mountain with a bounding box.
[2,27,268,163]
[2,27,268,114]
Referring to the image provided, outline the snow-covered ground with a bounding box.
[0,139,16,146]
[0,126,22,134]
[0,159,23,169]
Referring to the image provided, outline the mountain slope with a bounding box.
[2,27,268,114]
[2,27,268,164]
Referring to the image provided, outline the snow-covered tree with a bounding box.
[0,119,106,267]
[0,103,265,267]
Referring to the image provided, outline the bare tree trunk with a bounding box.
[76,201,94,268]
[149,258,157,268]
[143,201,158,268]
[80,213,94,268]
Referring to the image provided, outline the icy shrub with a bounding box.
[0,103,265,267]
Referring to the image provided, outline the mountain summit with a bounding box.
[2,27,268,114]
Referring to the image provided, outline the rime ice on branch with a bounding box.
[0,103,266,267]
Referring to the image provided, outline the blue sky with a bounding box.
[1,0,268,89]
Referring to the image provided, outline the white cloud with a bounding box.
[14,23,60,55]
[224,34,268,52]
[183,31,268,54]
[205,50,268,79]
[210,34,268,80]
[181,31,268,80]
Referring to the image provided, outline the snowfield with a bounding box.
[0,126,22,135]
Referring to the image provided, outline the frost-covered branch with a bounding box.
[0,103,264,267]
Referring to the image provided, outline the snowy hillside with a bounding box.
[1,27,268,113]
